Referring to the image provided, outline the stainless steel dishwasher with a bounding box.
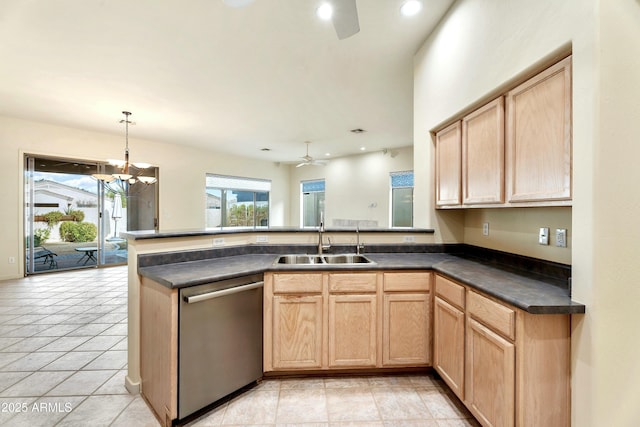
[178,273,263,420]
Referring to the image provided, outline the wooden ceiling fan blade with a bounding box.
[332,0,360,40]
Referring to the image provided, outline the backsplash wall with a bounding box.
[464,207,572,265]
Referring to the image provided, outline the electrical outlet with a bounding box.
[256,235,268,243]
[482,223,489,236]
[556,229,567,248]
[8,257,15,264]
[538,227,550,245]
[213,238,225,246]
[403,235,416,243]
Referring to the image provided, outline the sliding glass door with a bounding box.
[24,155,158,274]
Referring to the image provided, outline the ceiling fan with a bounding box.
[222,0,360,40]
[296,142,328,168]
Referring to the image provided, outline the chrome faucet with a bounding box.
[356,224,364,254]
[318,212,331,254]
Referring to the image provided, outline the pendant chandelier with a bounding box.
[93,111,157,185]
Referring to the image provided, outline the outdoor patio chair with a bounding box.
[32,246,58,268]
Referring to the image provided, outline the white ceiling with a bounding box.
[0,0,453,163]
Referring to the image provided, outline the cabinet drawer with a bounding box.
[329,273,377,293]
[273,273,323,294]
[383,272,431,292]
[467,291,515,341]
[435,275,465,310]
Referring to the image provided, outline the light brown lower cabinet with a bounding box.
[272,294,324,369]
[382,272,432,366]
[466,318,516,427]
[143,269,571,427]
[328,294,377,367]
[264,271,432,372]
[266,272,324,370]
[383,293,430,366]
[433,296,465,398]
[140,277,178,426]
[433,274,571,427]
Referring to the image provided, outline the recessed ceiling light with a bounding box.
[350,128,366,134]
[317,3,333,20]
[260,148,271,151]
[400,0,422,17]
[360,147,366,151]
[222,0,255,8]
[325,152,331,157]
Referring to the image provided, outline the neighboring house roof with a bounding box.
[34,179,98,208]
[34,189,74,202]
[34,179,97,199]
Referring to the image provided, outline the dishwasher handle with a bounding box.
[183,281,264,304]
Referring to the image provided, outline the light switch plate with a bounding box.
[482,223,489,236]
[256,235,268,243]
[538,227,549,245]
[556,229,567,247]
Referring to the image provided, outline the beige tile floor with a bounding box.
[0,266,479,427]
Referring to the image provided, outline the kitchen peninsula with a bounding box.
[124,228,584,426]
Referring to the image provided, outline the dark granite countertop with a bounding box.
[432,258,584,314]
[122,227,435,240]
[138,254,277,288]
[137,250,585,315]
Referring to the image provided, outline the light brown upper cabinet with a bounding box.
[434,55,572,209]
[462,97,505,205]
[506,56,572,204]
[435,121,462,207]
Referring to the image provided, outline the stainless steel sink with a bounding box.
[274,254,374,265]
[276,255,325,264]
[322,254,374,264]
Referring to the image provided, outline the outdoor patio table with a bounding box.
[75,247,98,264]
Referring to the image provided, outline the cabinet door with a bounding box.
[433,296,465,399]
[435,121,462,207]
[506,56,572,203]
[382,293,430,366]
[272,295,323,370]
[328,294,377,367]
[466,318,515,427]
[140,278,178,424]
[462,97,505,205]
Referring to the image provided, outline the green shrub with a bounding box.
[42,211,64,227]
[66,209,85,222]
[33,228,51,246]
[59,222,97,243]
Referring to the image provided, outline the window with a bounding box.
[205,174,270,228]
[301,179,325,227]
[390,171,413,227]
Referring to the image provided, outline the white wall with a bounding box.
[591,1,640,424]
[0,115,290,280]
[288,146,414,228]
[414,0,640,425]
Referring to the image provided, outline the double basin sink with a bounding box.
[275,254,374,265]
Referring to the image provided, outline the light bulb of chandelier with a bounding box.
[112,173,133,181]
[137,176,157,184]
[132,162,153,169]
[92,173,116,182]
